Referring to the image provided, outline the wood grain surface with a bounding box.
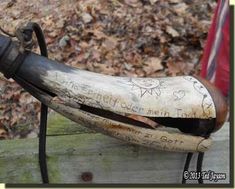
[0,114,230,184]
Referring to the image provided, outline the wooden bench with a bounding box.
[0,112,230,184]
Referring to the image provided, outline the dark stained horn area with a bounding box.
[195,76,228,133]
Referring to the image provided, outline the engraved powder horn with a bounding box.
[0,34,228,152]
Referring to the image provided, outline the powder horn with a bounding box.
[0,34,228,153]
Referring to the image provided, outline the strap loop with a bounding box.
[17,22,49,184]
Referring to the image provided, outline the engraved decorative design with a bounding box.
[183,76,214,118]
[43,70,216,119]
[129,78,164,98]
[173,90,186,101]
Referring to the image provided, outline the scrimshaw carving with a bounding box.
[17,69,214,152]
[48,98,212,152]
[39,69,216,119]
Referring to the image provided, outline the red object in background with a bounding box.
[200,0,230,98]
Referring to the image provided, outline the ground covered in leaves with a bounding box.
[0,0,216,139]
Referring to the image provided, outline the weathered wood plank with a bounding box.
[0,121,230,184]
[47,112,95,135]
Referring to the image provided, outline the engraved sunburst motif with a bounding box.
[129,78,164,98]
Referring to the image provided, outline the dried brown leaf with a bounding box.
[0,122,8,140]
[102,38,118,50]
[124,0,141,7]
[143,57,163,75]
[166,60,181,76]
[166,26,180,37]
[127,115,158,129]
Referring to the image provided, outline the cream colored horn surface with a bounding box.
[40,69,216,119]
[46,99,212,153]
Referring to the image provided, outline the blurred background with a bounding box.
[0,0,216,139]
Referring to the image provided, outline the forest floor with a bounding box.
[0,0,216,139]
